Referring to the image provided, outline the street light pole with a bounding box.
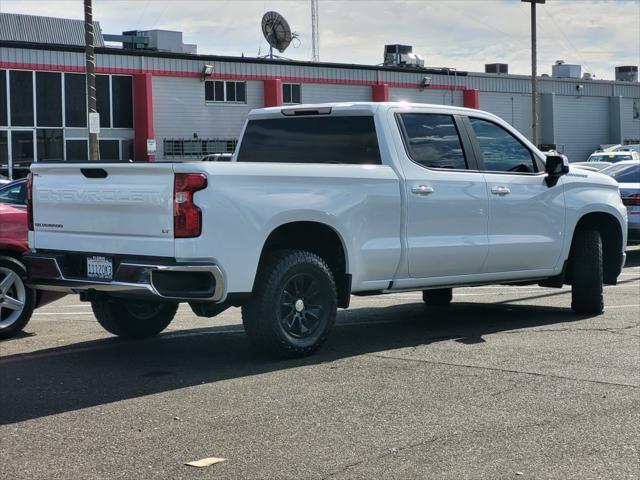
[84,0,100,160]
[522,0,545,147]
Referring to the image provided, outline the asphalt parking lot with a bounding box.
[1,248,638,480]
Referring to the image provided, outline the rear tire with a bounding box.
[91,299,178,339]
[0,257,37,340]
[242,250,337,357]
[570,229,604,314]
[422,288,453,306]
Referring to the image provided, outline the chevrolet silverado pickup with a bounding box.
[25,102,628,356]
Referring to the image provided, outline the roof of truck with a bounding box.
[249,102,485,119]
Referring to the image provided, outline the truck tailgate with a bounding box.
[31,163,176,257]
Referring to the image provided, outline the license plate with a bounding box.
[87,256,113,281]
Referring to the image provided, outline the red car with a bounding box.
[0,203,63,339]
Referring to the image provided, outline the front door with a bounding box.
[466,117,565,273]
[396,112,489,278]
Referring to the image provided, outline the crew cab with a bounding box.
[25,103,628,356]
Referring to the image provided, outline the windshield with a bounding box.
[587,154,632,163]
[602,163,640,183]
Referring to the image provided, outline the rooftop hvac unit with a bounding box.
[383,44,424,68]
[552,60,581,79]
[485,63,508,74]
[615,66,638,82]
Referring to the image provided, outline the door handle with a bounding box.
[411,185,435,196]
[491,186,511,196]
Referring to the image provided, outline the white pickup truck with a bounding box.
[25,102,627,356]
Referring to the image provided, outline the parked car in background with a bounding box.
[0,174,11,185]
[602,160,640,244]
[572,151,640,171]
[615,144,640,155]
[0,203,65,339]
[0,178,28,208]
[570,164,601,172]
[201,153,233,162]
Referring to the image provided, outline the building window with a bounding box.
[112,75,133,128]
[205,80,246,103]
[10,71,34,127]
[283,83,301,104]
[37,129,64,161]
[11,131,34,178]
[163,138,238,158]
[99,139,120,160]
[65,73,87,128]
[121,139,134,161]
[0,71,6,127]
[36,72,62,127]
[0,132,8,177]
[66,139,88,161]
[96,75,111,128]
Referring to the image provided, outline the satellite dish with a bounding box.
[261,11,294,56]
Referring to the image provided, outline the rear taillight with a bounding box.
[27,173,34,231]
[174,173,207,238]
[622,194,640,207]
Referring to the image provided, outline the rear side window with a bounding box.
[236,116,381,165]
[398,113,467,170]
[470,118,536,173]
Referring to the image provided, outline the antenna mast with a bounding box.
[311,0,319,62]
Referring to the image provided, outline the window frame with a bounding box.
[283,83,302,105]
[395,112,480,172]
[111,75,134,129]
[205,80,247,104]
[464,116,544,175]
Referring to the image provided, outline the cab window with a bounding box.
[397,113,468,170]
[469,118,537,173]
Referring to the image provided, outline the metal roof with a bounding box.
[0,12,104,47]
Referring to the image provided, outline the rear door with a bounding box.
[32,163,176,257]
[395,112,489,278]
[465,117,565,273]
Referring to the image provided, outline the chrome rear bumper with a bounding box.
[25,252,224,302]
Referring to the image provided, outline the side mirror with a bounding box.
[545,154,570,187]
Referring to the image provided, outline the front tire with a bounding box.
[91,299,178,339]
[242,250,337,357]
[422,288,453,306]
[570,229,604,314]
[0,257,37,340]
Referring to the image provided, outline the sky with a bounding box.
[2,0,639,80]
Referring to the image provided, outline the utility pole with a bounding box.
[311,0,319,62]
[522,0,545,147]
[84,0,100,160]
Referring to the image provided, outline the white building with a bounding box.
[1,12,639,178]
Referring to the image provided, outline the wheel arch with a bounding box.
[256,221,351,308]
[569,211,624,285]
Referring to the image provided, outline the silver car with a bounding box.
[573,151,640,171]
[601,160,640,244]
